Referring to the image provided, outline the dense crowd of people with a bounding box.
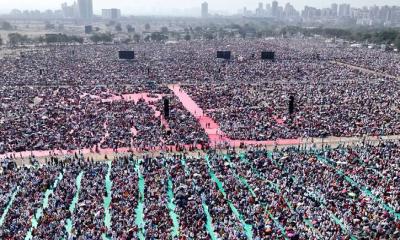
[1,37,400,238]
[184,75,400,140]
[1,38,400,154]
[0,143,399,238]
[0,84,207,154]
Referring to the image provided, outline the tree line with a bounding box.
[1,21,400,50]
[5,33,84,46]
[281,26,400,49]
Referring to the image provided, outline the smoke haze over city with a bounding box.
[1,0,399,15]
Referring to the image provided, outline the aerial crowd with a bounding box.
[0,37,399,238]
[1,38,400,154]
[0,144,399,239]
[0,84,208,154]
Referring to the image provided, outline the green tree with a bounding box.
[395,34,400,50]
[372,29,397,43]
[44,21,55,30]
[121,38,131,44]
[8,33,30,46]
[35,36,45,44]
[161,26,169,34]
[150,32,168,42]
[106,21,116,27]
[203,32,214,40]
[133,33,141,43]
[238,28,247,39]
[90,33,113,44]
[145,23,151,31]
[184,34,191,41]
[68,35,84,44]
[115,23,122,32]
[44,34,84,44]
[0,37,3,46]
[1,21,13,30]
[126,24,135,33]
[194,26,203,33]
[44,34,60,44]
[170,31,181,41]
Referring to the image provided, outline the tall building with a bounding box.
[265,3,271,16]
[102,8,121,20]
[338,4,351,17]
[284,3,298,18]
[271,1,279,17]
[61,1,78,18]
[201,2,209,18]
[256,2,264,16]
[302,6,320,19]
[331,3,338,17]
[78,0,93,20]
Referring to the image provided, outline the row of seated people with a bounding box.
[0,142,398,239]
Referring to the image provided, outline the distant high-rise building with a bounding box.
[277,6,284,17]
[256,2,264,16]
[201,2,209,18]
[78,0,93,20]
[271,1,279,17]
[102,8,121,20]
[61,1,78,18]
[321,8,331,17]
[302,6,320,19]
[369,5,380,19]
[338,4,351,17]
[265,3,271,16]
[331,3,338,17]
[284,3,297,18]
[242,7,253,16]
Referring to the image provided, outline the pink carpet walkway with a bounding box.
[0,88,301,160]
[169,84,300,147]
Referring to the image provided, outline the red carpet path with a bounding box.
[169,84,301,147]
[0,87,300,159]
[169,84,230,145]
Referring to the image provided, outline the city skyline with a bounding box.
[1,0,400,15]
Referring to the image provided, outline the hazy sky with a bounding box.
[1,0,398,15]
